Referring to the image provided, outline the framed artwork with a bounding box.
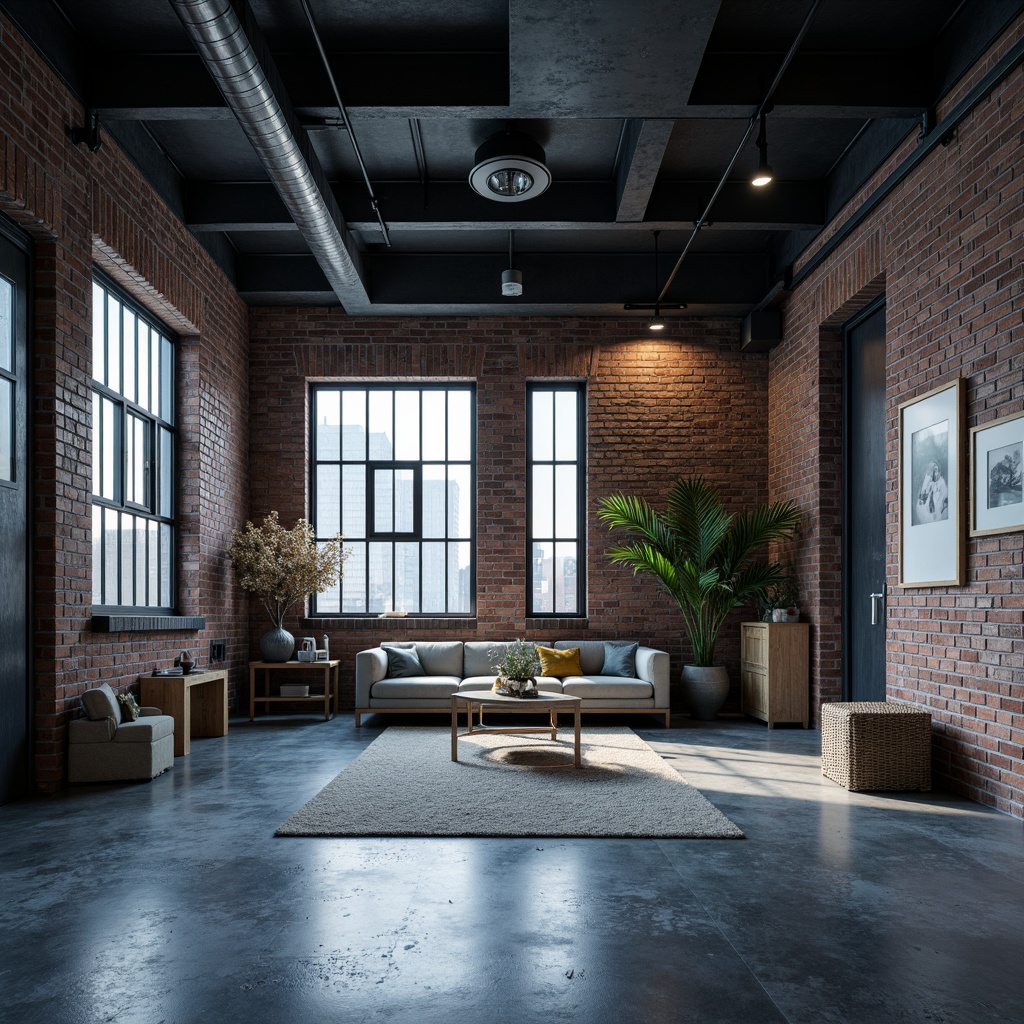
[970,411,1024,537]
[898,378,965,587]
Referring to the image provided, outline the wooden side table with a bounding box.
[249,660,340,721]
[139,669,229,757]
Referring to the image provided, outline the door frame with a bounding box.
[0,212,34,799]
[841,294,886,702]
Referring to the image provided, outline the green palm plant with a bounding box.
[596,476,801,666]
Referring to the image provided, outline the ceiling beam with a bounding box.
[187,180,823,233]
[615,119,676,223]
[87,51,509,120]
[688,51,933,117]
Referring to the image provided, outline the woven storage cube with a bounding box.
[821,702,931,791]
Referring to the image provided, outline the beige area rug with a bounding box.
[276,726,743,839]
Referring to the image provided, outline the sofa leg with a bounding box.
[664,711,671,727]
[355,711,361,727]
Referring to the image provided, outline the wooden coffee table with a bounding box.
[451,691,583,768]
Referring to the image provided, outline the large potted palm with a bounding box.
[597,476,800,719]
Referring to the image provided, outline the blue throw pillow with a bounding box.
[385,646,425,678]
[601,641,638,677]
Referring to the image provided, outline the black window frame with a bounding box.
[310,383,476,617]
[91,271,177,614]
[526,382,586,617]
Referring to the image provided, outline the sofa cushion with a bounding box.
[602,641,638,677]
[537,646,582,677]
[458,676,564,694]
[464,641,542,678]
[112,715,174,743]
[371,677,461,700]
[82,683,121,725]
[383,641,463,676]
[384,645,425,678]
[561,677,654,700]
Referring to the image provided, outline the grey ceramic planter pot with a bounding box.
[259,626,295,663]
[681,665,730,720]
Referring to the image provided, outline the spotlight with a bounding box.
[751,111,774,187]
[470,130,551,203]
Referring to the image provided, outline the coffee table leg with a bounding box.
[451,699,458,761]
[550,709,557,741]
[574,705,581,768]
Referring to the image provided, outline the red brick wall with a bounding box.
[247,313,769,712]
[0,11,251,792]
[770,17,1024,816]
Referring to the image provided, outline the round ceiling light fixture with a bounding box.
[469,130,551,202]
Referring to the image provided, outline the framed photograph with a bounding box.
[898,378,965,587]
[970,411,1024,537]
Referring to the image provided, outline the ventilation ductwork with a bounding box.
[169,0,366,308]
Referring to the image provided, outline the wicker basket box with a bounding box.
[821,701,931,792]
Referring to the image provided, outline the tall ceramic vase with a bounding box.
[681,665,730,720]
[259,625,295,663]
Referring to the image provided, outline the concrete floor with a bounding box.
[1,714,1021,1024]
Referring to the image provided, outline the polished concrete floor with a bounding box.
[2,714,1022,1024]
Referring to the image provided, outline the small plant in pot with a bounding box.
[492,639,541,698]
[597,476,800,720]
[760,571,800,622]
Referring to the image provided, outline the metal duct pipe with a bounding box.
[169,0,366,307]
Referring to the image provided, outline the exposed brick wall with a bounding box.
[0,10,251,792]
[770,19,1024,816]
[247,313,769,713]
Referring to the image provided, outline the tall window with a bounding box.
[91,275,175,611]
[312,385,475,616]
[528,384,585,615]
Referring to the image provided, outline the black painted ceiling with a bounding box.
[3,0,1021,320]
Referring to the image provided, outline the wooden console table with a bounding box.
[249,660,340,721]
[140,669,229,757]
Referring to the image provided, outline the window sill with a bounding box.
[304,617,478,632]
[91,614,207,633]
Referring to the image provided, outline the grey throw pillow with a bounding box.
[385,646,425,678]
[602,641,638,677]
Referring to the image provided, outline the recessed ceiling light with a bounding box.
[469,131,551,203]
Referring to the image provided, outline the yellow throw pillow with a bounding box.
[536,646,582,678]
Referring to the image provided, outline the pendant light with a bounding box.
[648,230,665,330]
[501,229,523,296]
[751,110,774,187]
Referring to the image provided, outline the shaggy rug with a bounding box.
[276,726,743,839]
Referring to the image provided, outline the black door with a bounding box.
[844,299,887,702]
[0,223,30,804]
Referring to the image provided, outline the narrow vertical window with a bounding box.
[91,274,176,611]
[528,384,585,616]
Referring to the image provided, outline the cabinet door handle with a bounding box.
[869,591,885,626]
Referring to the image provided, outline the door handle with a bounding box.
[869,590,885,626]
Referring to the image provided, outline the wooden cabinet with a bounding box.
[740,622,809,728]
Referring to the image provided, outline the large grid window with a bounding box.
[528,384,585,616]
[91,275,175,611]
[312,385,475,616]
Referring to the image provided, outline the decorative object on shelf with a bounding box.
[758,569,800,623]
[969,409,1024,538]
[228,511,350,663]
[597,475,801,720]
[297,637,317,663]
[898,378,965,586]
[177,649,197,673]
[491,638,541,698]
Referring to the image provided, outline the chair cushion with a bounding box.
[384,645,425,678]
[82,683,121,725]
[537,646,581,677]
[112,715,174,743]
[602,641,638,677]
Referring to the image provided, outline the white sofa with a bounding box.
[354,638,670,726]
